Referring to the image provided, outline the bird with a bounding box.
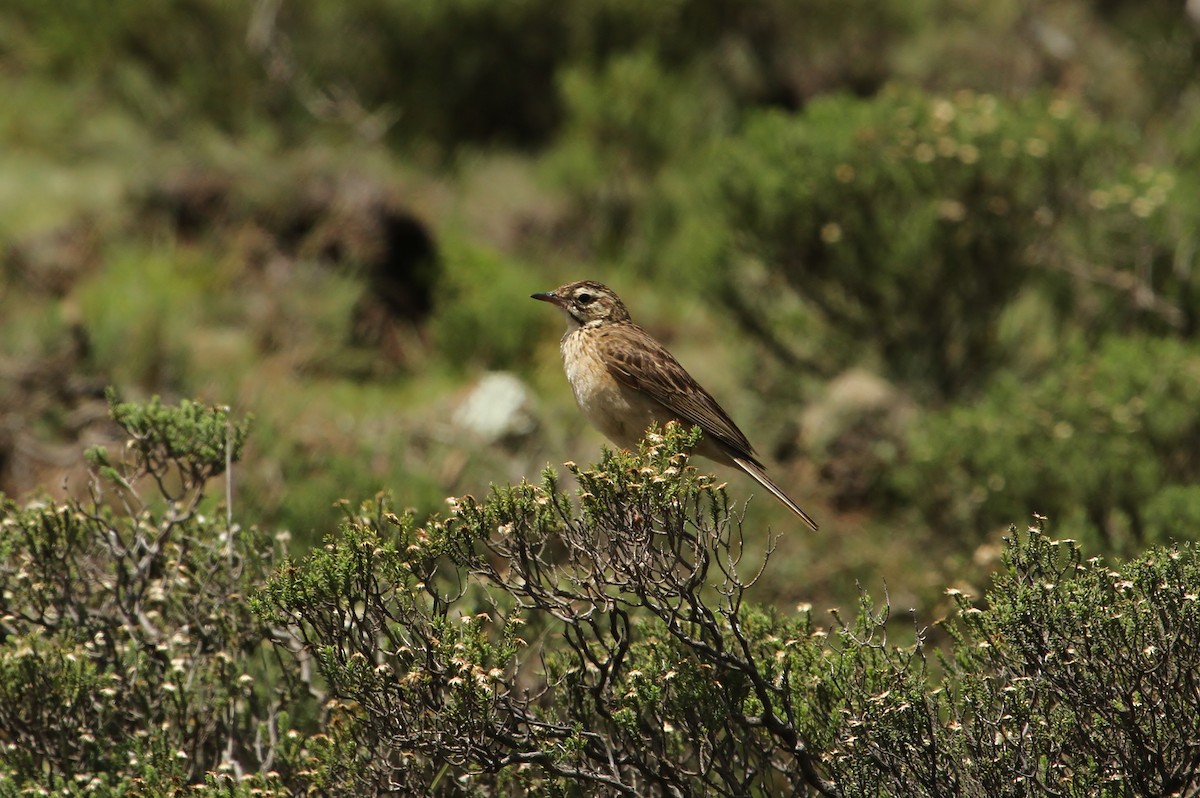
[531,280,819,530]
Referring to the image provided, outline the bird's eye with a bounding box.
[576,292,594,305]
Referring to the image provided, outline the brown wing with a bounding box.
[595,322,761,464]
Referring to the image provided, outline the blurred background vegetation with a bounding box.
[2,0,1199,617]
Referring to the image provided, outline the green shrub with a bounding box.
[256,422,1200,795]
[293,0,576,147]
[941,529,1200,797]
[548,49,735,257]
[76,244,209,391]
[1059,161,1200,337]
[0,394,309,793]
[686,87,1103,396]
[7,402,1200,795]
[430,237,549,371]
[255,424,844,795]
[290,0,920,150]
[1,0,922,152]
[1139,485,1200,548]
[894,336,1200,551]
[1,0,265,132]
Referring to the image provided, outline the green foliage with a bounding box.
[543,1,927,260]
[431,237,551,371]
[294,0,575,147]
[1062,161,1200,337]
[687,87,1102,395]
[548,49,734,256]
[6,400,1200,794]
[253,493,526,795]
[1,0,265,133]
[255,420,1200,795]
[75,244,209,391]
[5,1,1200,790]
[289,0,921,149]
[0,396,308,793]
[896,336,1200,551]
[792,524,1200,796]
[256,424,843,794]
[96,388,251,481]
[941,528,1200,796]
[5,0,1198,578]
[1,0,923,151]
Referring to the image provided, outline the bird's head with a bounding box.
[531,281,631,329]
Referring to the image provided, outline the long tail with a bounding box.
[732,456,820,531]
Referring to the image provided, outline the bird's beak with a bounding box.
[531,291,564,307]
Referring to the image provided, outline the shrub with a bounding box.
[893,335,1200,551]
[0,393,309,794]
[685,87,1103,396]
[4,402,1200,794]
[430,236,551,372]
[548,49,735,258]
[1058,161,1199,338]
[940,529,1200,796]
[289,0,919,150]
[2,0,923,151]
[75,245,207,392]
[256,422,1200,795]
[1,0,265,132]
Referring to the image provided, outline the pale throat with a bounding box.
[560,308,582,332]
[559,308,603,337]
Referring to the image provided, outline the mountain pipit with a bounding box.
[532,280,819,530]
